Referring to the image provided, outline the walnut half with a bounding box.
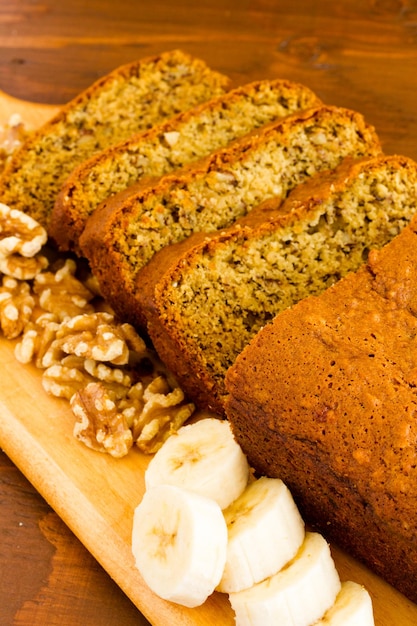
[71,382,133,458]
[0,203,48,280]
[71,375,195,457]
[131,376,195,454]
[33,258,95,321]
[0,203,196,458]
[0,277,35,339]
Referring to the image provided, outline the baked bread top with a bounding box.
[0,49,230,228]
[50,79,321,253]
[135,154,417,413]
[79,105,381,326]
[225,214,417,603]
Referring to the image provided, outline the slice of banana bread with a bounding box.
[135,155,417,414]
[225,215,417,603]
[50,79,321,253]
[0,50,230,228]
[80,105,381,324]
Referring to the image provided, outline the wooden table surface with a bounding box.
[1,1,417,624]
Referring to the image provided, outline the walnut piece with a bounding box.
[41,311,148,368]
[14,312,60,367]
[0,114,29,173]
[71,382,133,458]
[33,258,95,321]
[0,276,35,339]
[0,203,47,257]
[131,376,195,454]
[71,375,194,457]
[0,203,48,280]
[42,354,136,401]
[39,311,152,403]
[42,355,92,399]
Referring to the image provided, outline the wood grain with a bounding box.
[1,0,417,160]
[0,455,144,626]
[1,293,417,626]
[0,93,417,625]
[1,1,417,623]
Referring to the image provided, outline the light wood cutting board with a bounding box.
[0,91,416,626]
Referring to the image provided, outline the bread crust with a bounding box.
[80,105,381,327]
[135,155,417,414]
[50,79,321,253]
[0,49,230,228]
[225,218,417,603]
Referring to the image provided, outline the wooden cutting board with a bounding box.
[0,92,417,626]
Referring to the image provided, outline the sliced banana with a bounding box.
[315,580,375,625]
[229,532,341,626]
[131,484,228,608]
[218,476,305,593]
[145,417,250,509]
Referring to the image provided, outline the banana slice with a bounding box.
[131,484,228,608]
[229,532,341,626]
[315,580,375,625]
[218,476,305,593]
[145,417,250,509]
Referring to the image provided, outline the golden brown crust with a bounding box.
[50,79,322,253]
[80,105,381,327]
[137,228,253,413]
[225,218,417,603]
[135,154,417,414]
[0,50,230,228]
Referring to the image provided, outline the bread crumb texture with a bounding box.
[147,155,417,410]
[81,105,381,324]
[117,107,379,271]
[225,216,417,603]
[0,50,229,226]
[51,79,321,251]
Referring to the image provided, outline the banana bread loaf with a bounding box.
[0,50,229,228]
[135,155,417,414]
[80,105,381,324]
[50,79,321,253]
[225,215,417,603]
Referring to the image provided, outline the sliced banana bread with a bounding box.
[0,50,230,228]
[135,155,417,414]
[80,105,381,324]
[50,79,321,253]
[225,215,417,603]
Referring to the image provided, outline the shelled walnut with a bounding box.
[0,202,196,457]
[131,376,195,454]
[42,356,136,401]
[33,258,95,320]
[41,311,148,367]
[14,312,60,367]
[0,202,48,279]
[71,382,134,458]
[71,376,195,457]
[0,276,35,339]
[42,355,94,399]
